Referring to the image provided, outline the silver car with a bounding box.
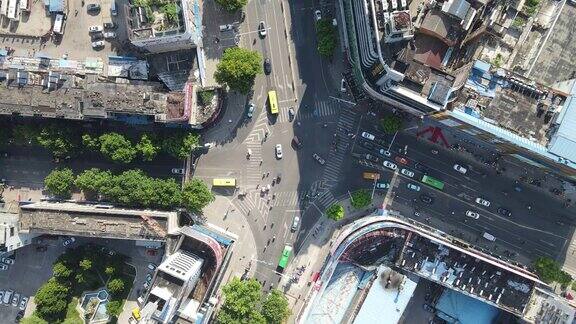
[475,197,491,207]
[291,216,300,231]
[400,168,415,178]
[275,144,283,159]
[383,161,397,170]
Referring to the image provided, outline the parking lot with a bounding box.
[0,235,164,323]
[0,0,132,64]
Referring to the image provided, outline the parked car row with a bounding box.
[0,289,28,311]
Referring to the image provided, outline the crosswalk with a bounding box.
[320,108,358,186]
[276,100,341,123]
[233,191,271,221]
[272,191,307,207]
[316,190,338,210]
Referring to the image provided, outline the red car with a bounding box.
[395,156,409,165]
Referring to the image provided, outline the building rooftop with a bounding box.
[419,10,463,46]
[19,201,179,240]
[158,250,203,282]
[127,0,186,41]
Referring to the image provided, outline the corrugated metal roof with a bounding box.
[549,89,576,162]
[48,0,64,12]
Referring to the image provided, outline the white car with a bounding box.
[171,168,185,175]
[275,144,283,159]
[103,31,117,39]
[379,149,391,157]
[91,41,105,48]
[340,78,346,93]
[400,168,415,178]
[19,296,28,311]
[147,263,157,271]
[407,183,421,191]
[89,25,103,32]
[314,10,322,21]
[465,210,480,219]
[376,182,390,189]
[63,237,76,247]
[361,132,375,140]
[312,153,326,165]
[475,197,491,207]
[258,21,267,37]
[383,160,397,170]
[453,164,467,174]
[0,264,7,271]
[12,293,19,307]
[246,103,255,118]
[1,257,14,265]
[291,216,300,231]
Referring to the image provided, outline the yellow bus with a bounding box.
[212,178,237,187]
[268,90,279,115]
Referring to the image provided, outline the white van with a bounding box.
[111,1,117,16]
[482,232,496,242]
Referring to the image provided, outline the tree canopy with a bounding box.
[162,132,200,160]
[137,134,160,161]
[106,300,124,317]
[215,47,262,94]
[36,125,79,158]
[53,262,73,280]
[261,289,291,324]
[181,179,215,213]
[44,168,75,198]
[351,190,371,209]
[107,278,125,295]
[34,278,70,322]
[316,19,337,58]
[325,203,345,221]
[533,257,572,287]
[380,115,403,134]
[215,0,247,12]
[98,133,137,164]
[20,316,48,324]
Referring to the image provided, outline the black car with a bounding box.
[104,22,117,29]
[497,207,512,217]
[360,141,375,150]
[365,154,380,163]
[91,33,104,41]
[375,138,388,147]
[87,3,101,11]
[420,194,434,204]
[264,58,272,75]
[15,310,24,322]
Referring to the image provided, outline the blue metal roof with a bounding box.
[473,60,491,74]
[48,0,64,12]
[549,85,576,163]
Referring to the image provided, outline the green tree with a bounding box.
[325,203,345,221]
[316,19,337,58]
[161,2,178,22]
[261,289,290,324]
[181,179,215,213]
[106,300,124,317]
[20,315,48,324]
[98,133,137,164]
[136,134,160,162]
[53,262,73,280]
[107,278,125,295]
[75,273,86,284]
[533,257,561,283]
[75,168,113,196]
[35,278,69,322]
[162,132,200,160]
[215,0,247,12]
[215,47,263,94]
[79,259,92,271]
[44,168,75,198]
[380,115,403,134]
[81,134,100,151]
[105,266,116,277]
[217,278,265,324]
[351,190,371,209]
[36,126,78,158]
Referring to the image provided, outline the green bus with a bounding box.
[277,245,293,272]
[421,175,445,190]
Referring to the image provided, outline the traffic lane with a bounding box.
[265,0,294,101]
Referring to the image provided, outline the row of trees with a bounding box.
[217,278,290,324]
[316,19,338,58]
[45,168,214,213]
[533,257,572,288]
[3,123,199,162]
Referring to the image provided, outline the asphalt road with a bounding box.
[333,113,575,263]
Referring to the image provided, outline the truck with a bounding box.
[363,172,380,180]
[482,232,496,242]
[53,14,64,34]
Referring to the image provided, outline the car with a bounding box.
[419,194,433,204]
[407,183,421,191]
[376,182,390,189]
[340,78,346,93]
[400,168,415,178]
[314,9,322,21]
[497,207,512,217]
[395,156,408,165]
[291,216,300,231]
[0,291,4,303]
[453,164,467,174]
[258,21,267,37]
[379,149,391,157]
[143,281,150,289]
[312,153,325,165]
[288,107,295,121]
[18,296,28,311]
[4,290,12,304]
[361,132,375,140]
[275,144,283,159]
[1,257,14,265]
[91,33,104,41]
[475,197,491,207]
[11,293,19,307]
[103,22,117,29]
[246,103,255,118]
[383,160,397,170]
[219,24,234,32]
[374,138,388,147]
[91,40,105,48]
[465,210,480,219]
[147,263,157,271]
[63,237,76,247]
[292,136,303,149]
[264,58,272,74]
[89,25,103,32]
[145,273,153,283]
[87,3,101,11]
[171,168,185,175]
[0,264,8,271]
[103,32,117,39]
[365,154,380,163]
[15,310,24,322]
[360,141,375,150]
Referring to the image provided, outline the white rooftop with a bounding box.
[158,250,203,282]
